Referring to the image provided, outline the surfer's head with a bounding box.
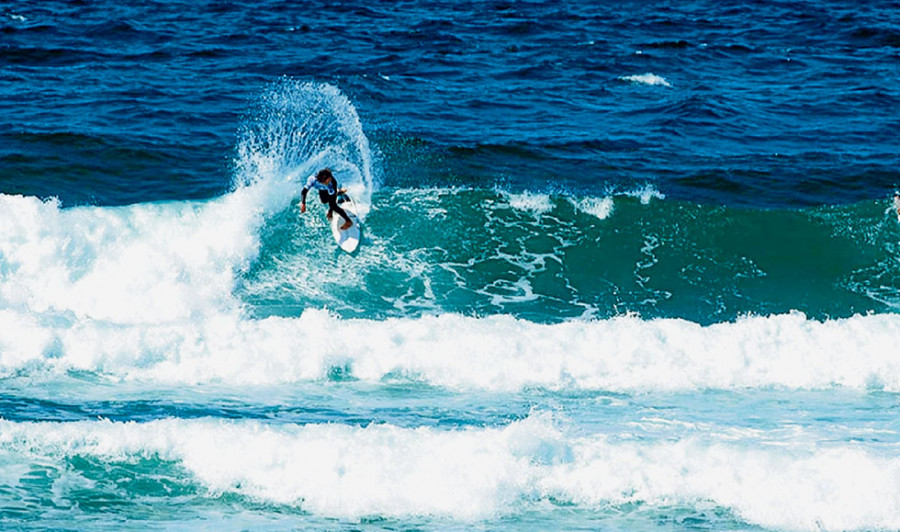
[316,168,333,183]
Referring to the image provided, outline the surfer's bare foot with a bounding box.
[326,211,334,220]
[340,219,352,230]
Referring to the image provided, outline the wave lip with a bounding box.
[2,415,900,531]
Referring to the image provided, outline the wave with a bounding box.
[1,414,898,531]
[241,187,900,322]
[2,176,900,328]
[0,193,255,323]
[3,308,900,393]
[2,180,900,328]
[0,184,661,325]
[0,82,376,324]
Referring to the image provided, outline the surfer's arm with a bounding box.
[299,175,319,212]
[299,187,309,213]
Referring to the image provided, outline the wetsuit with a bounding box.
[301,174,351,223]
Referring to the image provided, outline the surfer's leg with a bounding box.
[327,195,353,229]
[319,190,333,219]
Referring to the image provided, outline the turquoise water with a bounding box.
[241,187,900,324]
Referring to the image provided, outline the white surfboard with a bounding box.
[329,193,361,253]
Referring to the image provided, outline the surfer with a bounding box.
[299,168,353,230]
[894,193,900,221]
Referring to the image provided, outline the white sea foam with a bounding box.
[3,307,900,393]
[502,186,663,220]
[2,415,899,531]
[502,191,554,214]
[624,184,666,204]
[620,73,672,87]
[569,196,614,219]
[0,192,260,323]
[567,186,663,220]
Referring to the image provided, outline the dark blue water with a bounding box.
[3,1,898,206]
[2,1,900,530]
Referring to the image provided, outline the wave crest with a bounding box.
[3,414,900,530]
[3,309,900,393]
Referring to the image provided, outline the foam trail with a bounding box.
[4,309,900,392]
[2,415,899,531]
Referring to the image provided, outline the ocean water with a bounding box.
[2,1,900,530]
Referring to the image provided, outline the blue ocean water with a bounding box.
[2,1,900,530]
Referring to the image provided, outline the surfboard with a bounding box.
[329,193,361,253]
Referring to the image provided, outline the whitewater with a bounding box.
[5,413,900,531]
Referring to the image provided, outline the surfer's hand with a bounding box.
[300,202,306,213]
[338,188,347,194]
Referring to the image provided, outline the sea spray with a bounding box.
[234,80,377,216]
